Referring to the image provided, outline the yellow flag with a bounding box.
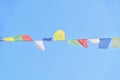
[53,30,65,41]
[111,38,120,48]
[3,37,15,42]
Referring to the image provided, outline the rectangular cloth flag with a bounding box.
[99,38,111,49]
[43,37,52,41]
[77,39,88,48]
[0,37,3,41]
[88,39,100,43]
[22,35,32,41]
[3,37,15,42]
[111,38,120,48]
[12,35,23,41]
[67,40,80,46]
[34,41,45,51]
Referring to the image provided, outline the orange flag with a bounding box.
[77,39,88,48]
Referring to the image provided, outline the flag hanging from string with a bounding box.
[99,38,111,49]
[53,30,65,41]
[67,40,80,46]
[3,37,15,42]
[34,41,45,51]
[22,35,32,41]
[111,38,120,48]
[0,37,3,41]
[12,35,24,41]
[88,39,100,43]
[77,39,88,48]
[43,37,52,41]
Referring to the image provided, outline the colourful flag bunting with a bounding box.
[12,35,23,41]
[43,37,52,41]
[34,41,45,51]
[99,38,111,49]
[67,40,79,46]
[22,35,32,41]
[77,39,88,48]
[111,38,120,48]
[2,29,120,50]
[3,37,15,42]
[88,39,100,43]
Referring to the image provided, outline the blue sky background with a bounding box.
[0,0,120,80]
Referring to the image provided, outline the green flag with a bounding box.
[12,35,23,41]
[67,40,79,46]
[111,38,120,48]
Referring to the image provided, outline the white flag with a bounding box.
[88,39,100,43]
[34,41,45,51]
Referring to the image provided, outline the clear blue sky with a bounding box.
[0,0,120,80]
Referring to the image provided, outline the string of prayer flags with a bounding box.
[1,30,120,51]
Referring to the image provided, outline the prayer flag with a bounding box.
[53,30,65,41]
[77,39,88,48]
[67,40,79,46]
[89,39,100,43]
[99,38,111,49]
[22,35,32,41]
[12,35,23,41]
[111,38,120,48]
[43,37,52,41]
[34,41,45,51]
[3,37,15,42]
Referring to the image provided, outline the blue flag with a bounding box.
[0,37,3,41]
[99,38,111,49]
[43,37,52,41]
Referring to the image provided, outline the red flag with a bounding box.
[77,39,88,48]
[22,35,32,41]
